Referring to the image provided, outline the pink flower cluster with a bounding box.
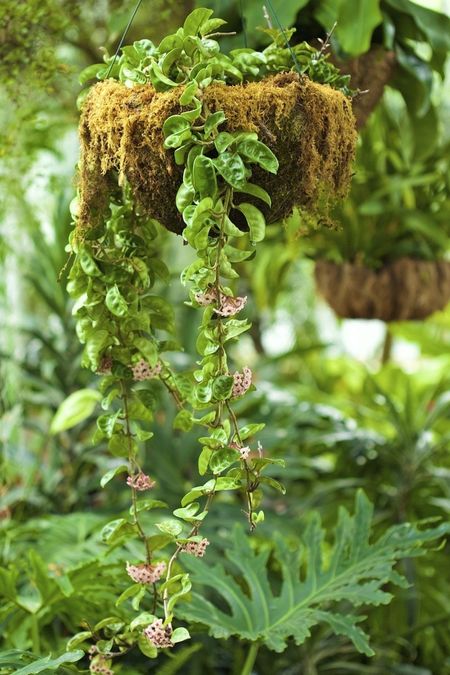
[89,656,113,675]
[194,287,247,317]
[126,561,166,584]
[132,360,162,381]
[181,538,210,557]
[126,472,155,491]
[143,619,173,648]
[232,366,252,397]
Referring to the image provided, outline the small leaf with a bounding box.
[236,203,266,242]
[156,520,183,537]
[105,285,128,317]
[100,464,128,488]
[171,627,191,644]
[183,8,214,36]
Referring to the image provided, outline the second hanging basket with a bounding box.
[315,258,450,321]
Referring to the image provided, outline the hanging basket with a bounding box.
[332,46,396,129]
[315,258,450,321]
[77,72,356,236]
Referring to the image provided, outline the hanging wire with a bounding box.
[239,0,248,47]
[264,0,302,74]
[106,0,145,78]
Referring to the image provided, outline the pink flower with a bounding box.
[126,561,166,584]
[231,366,252,397]
[214,294,247,317]
[127,473,155,491]
[195,288,247,317]
[181,538,210,557]
[195,287,218,306]
[132,360,162,381]
[90,656,114,675]
[143,619,173,648]
[229,441,250,460]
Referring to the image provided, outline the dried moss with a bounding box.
[78,72,357,236]
[315,259,450,321]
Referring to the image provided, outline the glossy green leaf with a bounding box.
[236,203,266,242]
[105,285,128,316]
[183,8,214,36]
[237,139,278,174]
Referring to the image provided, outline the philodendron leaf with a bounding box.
[178,490,450,655]
[50,389,101,433]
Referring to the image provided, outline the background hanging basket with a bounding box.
[77,72,356,236]
[315,258,450,321]
[332,46,396,129]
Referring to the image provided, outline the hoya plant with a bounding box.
[53,7,449,673]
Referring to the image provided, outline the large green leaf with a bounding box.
[335,0,383,55]
[50,388,101,433]
[178,491,449,654]
[383,0,450,53]
[13,650,84,675]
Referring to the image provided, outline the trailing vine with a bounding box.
[66,8,356,671]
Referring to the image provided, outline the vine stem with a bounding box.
[241,642,260,675]
[120,379,152,563]
[162,486,216,621]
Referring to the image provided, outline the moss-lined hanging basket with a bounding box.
[78,72,356,236]
[315,258,450,321]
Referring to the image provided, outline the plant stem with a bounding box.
[121,379,152,563]
[381,324,393,364]
[31,614,40,654]
[241,642,259,675]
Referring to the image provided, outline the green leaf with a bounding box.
[179,81,198,105]
[192,155,217,199]
[236,203,266,242]
[101,518,136,545]
[105,285,128,317]
[210,448,238,474]
[66,631,93,649]
[214,152,248,188]
[100,464,128,488]
[131,499,167,513]
[171,627,191,644]
[335,0,382,55]
[204,111,226,136]
[173,409,194,431]
[50,389,101,433]
[235,182,272,206]
[384,0,450,53]
[236,139,278,174]
[156,519,183,537]
[14,652,84,675]
[183,8,214,36]
[178,491,450,653]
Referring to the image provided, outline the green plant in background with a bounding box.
[302,93,450,268]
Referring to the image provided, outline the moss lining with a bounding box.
[315,258,450,321]
[78,72,357,236]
